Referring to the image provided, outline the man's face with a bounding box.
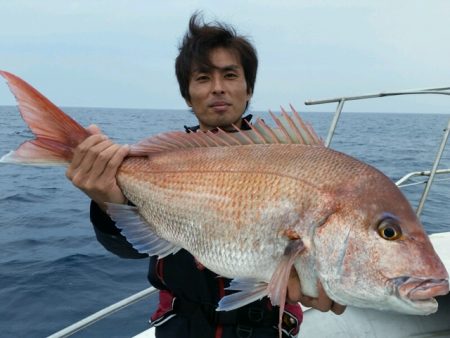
[186,47,252,131]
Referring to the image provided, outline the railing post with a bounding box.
[325,99,345,147]
[416,118,450,216]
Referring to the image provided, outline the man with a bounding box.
[66,14,345,337]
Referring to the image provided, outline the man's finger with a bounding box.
[86,124,102,135]
[287,267,302,303]
[331,302,346,315]
[88,143,124,179]
[76,138,114,176]
[70,134,108,171]
[317,281,333,309]
[316,281,346,314]
[101,144,129,179]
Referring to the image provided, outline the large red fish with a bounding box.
[1,71,448,335]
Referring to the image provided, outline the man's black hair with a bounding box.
[175,13,258,102]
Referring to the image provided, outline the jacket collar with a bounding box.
[184,114,253,133]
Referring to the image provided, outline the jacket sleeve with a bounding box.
[90,200,148,259]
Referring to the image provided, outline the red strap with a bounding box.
[214,277,225,338]
[150,289,175,322]
[156,258,165,285]
[283,302,303,335]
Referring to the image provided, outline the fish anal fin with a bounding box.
[105,202,180,258]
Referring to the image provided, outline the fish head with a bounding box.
[310,173,449,315]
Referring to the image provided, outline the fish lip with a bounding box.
[392,276,449,301]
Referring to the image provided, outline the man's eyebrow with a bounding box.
[192,64,241,73]
[219,65,240,71]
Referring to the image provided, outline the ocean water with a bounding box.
[0,106,449,337]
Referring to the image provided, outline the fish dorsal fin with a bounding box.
[129,106,323,156]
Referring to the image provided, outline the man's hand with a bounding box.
[287,267,346,315]
[65,125,129,211]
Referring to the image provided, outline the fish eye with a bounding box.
[377,218,402,240]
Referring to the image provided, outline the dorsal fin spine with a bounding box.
[256,118,281,144]
[269,110,292,144]
[204,132,222,147]
[160,134,186,148]
[281,107,304,143]
[192,133,210,147]
[246,119,268,144]
[291,105,322,145]
[233,124,256,144]
[217,129,241,146]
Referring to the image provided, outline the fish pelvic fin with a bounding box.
[0,71,90,165]
[129,106,323,156]
[217,279,269,311]
[105,202,181,257]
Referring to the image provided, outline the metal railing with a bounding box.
[47,287,158,338]
[304,86,450,147]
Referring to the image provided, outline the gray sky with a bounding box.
[1,0,449,113]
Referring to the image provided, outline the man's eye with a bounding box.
[195,75,209,81]
[225,73,238,79]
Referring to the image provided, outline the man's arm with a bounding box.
[66,125,145,258]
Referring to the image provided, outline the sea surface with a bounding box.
[0,106,449,337]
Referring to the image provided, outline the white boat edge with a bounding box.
[134,231,450,338]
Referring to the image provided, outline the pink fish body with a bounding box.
[1,71,448,331]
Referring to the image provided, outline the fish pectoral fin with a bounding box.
[105,202,180,258]
[267,238,305,334]
[217,278,268,311]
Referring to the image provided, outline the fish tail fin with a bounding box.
[0,70,90,166]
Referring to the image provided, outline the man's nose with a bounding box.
[211,77,225,94]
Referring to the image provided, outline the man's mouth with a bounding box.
[209,101,231,112]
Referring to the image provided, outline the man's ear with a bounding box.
[246,88,253,101]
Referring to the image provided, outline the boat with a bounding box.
[47,86,450,338]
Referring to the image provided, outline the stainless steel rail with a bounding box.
[305,86,450,147]
[396,169,450,187]
[46,287,158,338]
[416,119,450,216]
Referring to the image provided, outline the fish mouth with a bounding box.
[392,276,449,313]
